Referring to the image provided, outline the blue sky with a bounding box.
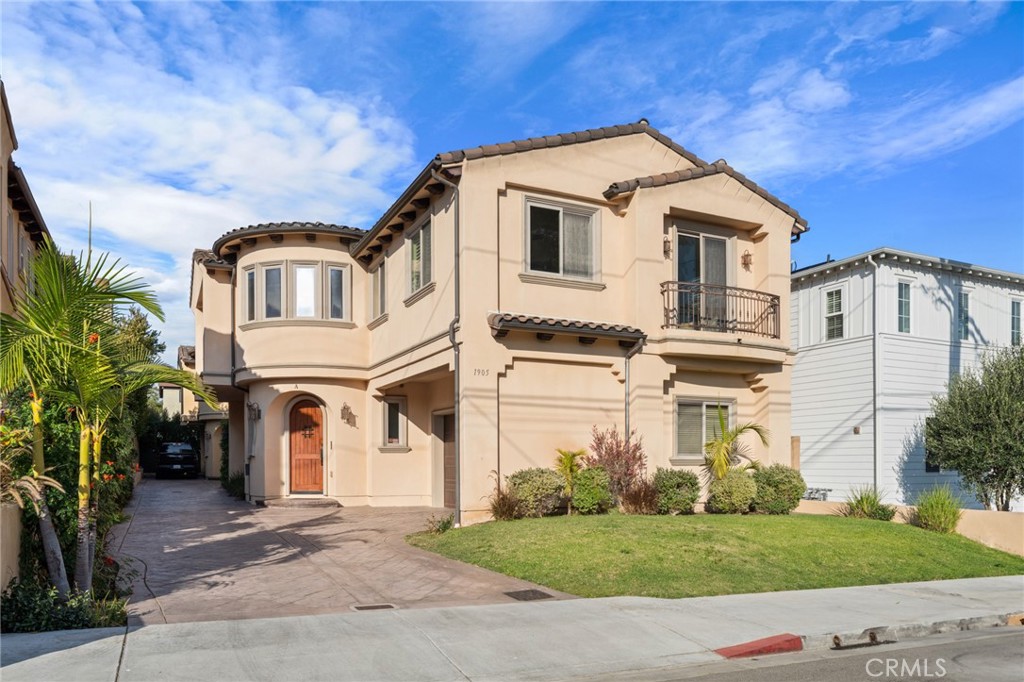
[3,1,1022,361]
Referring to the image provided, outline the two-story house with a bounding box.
[1,81,51,317]
[190,120,807,523]
[791,248,1024,509]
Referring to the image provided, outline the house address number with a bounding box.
[473,368,490,376]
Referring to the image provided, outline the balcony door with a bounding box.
[677,233,728,329]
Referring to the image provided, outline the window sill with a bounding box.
[240,319,357,331]
[404,281,436,307]
[669,457,703,467]
[367,313,389,330]
[378,446,411,453]
[519,272,605,291]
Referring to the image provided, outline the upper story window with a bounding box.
[1011,300,1021,347]
[5,211,14,275]
[897,281,911,334]
[526,199,598,281]
[408,220,432,294]
[825,288,844,341]
[372,261,386,319]
[675,400,732,461]
[242,261,350,325]
[957,291,970,341]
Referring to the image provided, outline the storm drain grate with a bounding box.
[504,589,553,602]
[352,603,397,611]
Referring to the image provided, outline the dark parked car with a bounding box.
[155,442,199,479]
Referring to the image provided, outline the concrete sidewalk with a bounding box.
[2,575,1022,681]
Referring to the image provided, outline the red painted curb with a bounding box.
[714,633,804,659]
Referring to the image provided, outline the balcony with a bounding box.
[661,281,780,340]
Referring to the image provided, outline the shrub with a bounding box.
[572,467,612,515]
[225,472,246,500]
[506,468,564,517]
[425,513,454,534]
[554,448,585,515]
[706,469,756,514]
[619,478,659,515]
[586,426,646,501]
[1,579,127,633]
[841,486,897,521]
[751,465,807,515]
[653,468,700,515]
[488,478,524,521]
[913,486,964,533]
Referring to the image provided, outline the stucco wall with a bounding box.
[1,503,21,590]
[796,499,1024,557]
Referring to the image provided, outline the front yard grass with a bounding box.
[407,513,1024,598]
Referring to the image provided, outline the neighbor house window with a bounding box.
[264,266,282,318]
[328,266,346,320]
[957,291,970,340]
[675,401,731,460]
[382,397,407,447]
[17,228,26,276]
[1011,300,1021,346]
[897,281,911,334]
[526,201,597,280]
[245,269,256,322]
[372,262,386,319]
[6,211,14,275]
[825,288,843,340]
[408,220,432,294]
[292,264,317,318]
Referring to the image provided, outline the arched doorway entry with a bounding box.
[289,400,323,493]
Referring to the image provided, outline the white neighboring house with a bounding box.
[790,247,1023,510]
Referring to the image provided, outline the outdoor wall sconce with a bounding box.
[246,402,261,421]
[741,250,753,269]
[663,236,672,258]
[341,403,357,427]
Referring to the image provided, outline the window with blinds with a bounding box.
[1012,300,1021,347]
[527,200,596,280]
[409,220,432,294]
[676,401,731,459]
[957,291,970,340]
[825,288,843,340]
[897,281,911,334]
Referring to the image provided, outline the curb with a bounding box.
[716,612,1018,660]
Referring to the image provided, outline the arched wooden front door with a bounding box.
[289,400,323,493]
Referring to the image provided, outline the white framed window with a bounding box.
[327,265,347,320]
[957,290,970,341]
[291,263,318,318]
[408,219,432,294]
[17,227,26,276]
[675,400,732,460]
[1011,300,1021,347]
[263,265,283,319]
[824,287,844,341]
[372,261,386,319]
[897,280,912,334]
[525,199,598,280]
[244,268,256,322]
[382,397,407,448]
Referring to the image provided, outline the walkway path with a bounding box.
[112,478,569,624]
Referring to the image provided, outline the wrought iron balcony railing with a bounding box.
[661,281,781,339]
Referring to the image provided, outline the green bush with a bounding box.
[225,472,246,500]
[489,482,524,520]
[841,486,897,521]
[706,469,756,514]
[1,579,127,633]
[619,478,659,515]
[653,468,700,515]
[751,465,806,515]
[914,486,964,533]
[572,467,613,515]
[506,468,564,517]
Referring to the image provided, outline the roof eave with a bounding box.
[351,159,447,258]
[1,82,18,151]
[8,160,50,242]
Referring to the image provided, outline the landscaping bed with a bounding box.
[407,513,1024,599]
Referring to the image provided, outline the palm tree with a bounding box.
[0,239,162,596]
[555,448,585,515]
[702,404,770,481]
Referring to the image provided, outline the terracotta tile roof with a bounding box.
[435,119,706,167]
[178,345,196,368]
[487,312,645,341]
[212,221,366,258]
[604,159,808,231]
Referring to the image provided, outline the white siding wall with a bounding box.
[792,335,874,500]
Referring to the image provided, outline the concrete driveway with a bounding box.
[112,478,568,625]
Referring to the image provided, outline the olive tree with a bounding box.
[925,346,1024,511]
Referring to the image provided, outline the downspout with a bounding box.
[865,254,879,491]
[623,336,646,438]
[430,166,462,527]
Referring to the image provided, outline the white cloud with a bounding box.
[4,2,417,363]
[786,70,852,112]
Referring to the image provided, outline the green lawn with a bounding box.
[407,513,1024,598]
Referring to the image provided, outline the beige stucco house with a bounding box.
[189,120,808,524]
